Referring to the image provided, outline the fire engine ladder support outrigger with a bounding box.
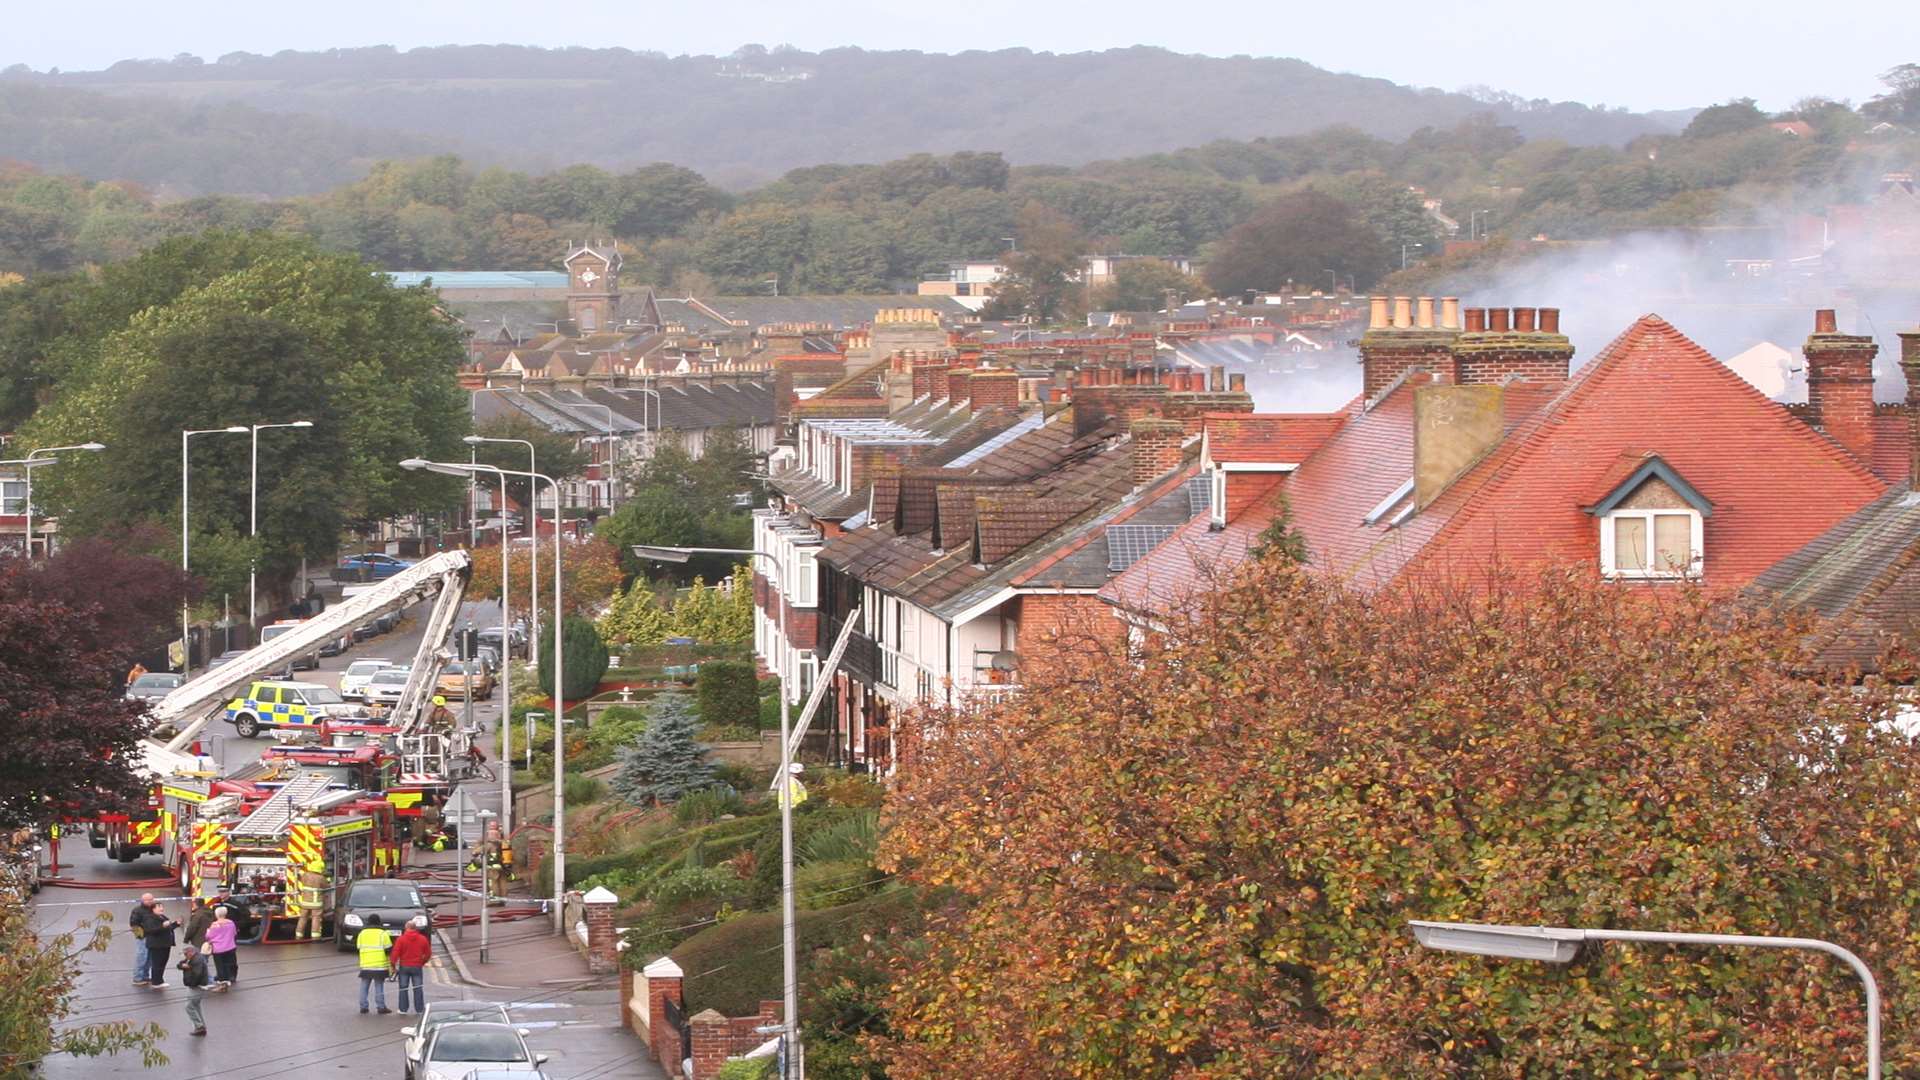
[153,549,474,757]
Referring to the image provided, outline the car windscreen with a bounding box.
[346,883,421,908]
[134,674,183,689]
[347,662,389,676]
[429,1028,527,1062]
[442,663,468,675]
[371,671,409,684]
[300,687,345,705]
[261,625,295,641]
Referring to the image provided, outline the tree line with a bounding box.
[2,64,1913,314]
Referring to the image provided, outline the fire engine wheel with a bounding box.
[105,838,118,860]
[235,714,262,738]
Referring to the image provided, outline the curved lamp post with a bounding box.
[182,426,250,673]
[22,442,104,559]
[1409,920,1880,1078]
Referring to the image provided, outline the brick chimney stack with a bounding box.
[1130,419,1186,487]
[1898,330,1920,487]
[1803,309,1879,467]
[969,370,1020,410]
[947,368,975,407]
[1358,295,1461,398]
[1449,306,1575,386]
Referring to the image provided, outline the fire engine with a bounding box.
[86,551,478,868]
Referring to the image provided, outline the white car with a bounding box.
[414,1022,546,1080]
[340,659,395,701]
[363,667,412,707]
[401,1002,513,1080]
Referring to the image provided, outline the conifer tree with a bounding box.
[610,692,714,805]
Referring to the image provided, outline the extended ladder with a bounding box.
[231,772,337,840]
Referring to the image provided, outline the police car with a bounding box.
[224,680,358,738]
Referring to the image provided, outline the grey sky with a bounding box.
[5,0,1906,113]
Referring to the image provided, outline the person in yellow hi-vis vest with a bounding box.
[354,914,393,1014]
[777,761,809,808]
[293,860,328,940]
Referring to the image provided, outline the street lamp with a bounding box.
[1401,242,1425,271]
[23,442,104,559]
[248,421,313,628]
[465,434,541,646]
[632,543,801,1075]
[1322,269,1338,293]
[459,460,516,834]
[1409,920,1881,1078]
[404,456,567,933]
[1470,209,1493,242]
[475,807,498,963]
[181,427,249,674]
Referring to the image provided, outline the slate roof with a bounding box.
[472,382,772,436]
[1751,487,1920,673]
[447,299,568,340]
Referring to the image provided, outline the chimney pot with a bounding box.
[1440,297,1461,330]
[1368,296,1389,330]
[1392,297,1413,329]
[1897,331,1920,486]
[1416,297,1435,329]
[1488,308,1511,332]
[1229,372,1246,392]
[1513,307,1537,332]
[1464,308,1486,333]
[1814,309,1838,334]
[1538,308,1561,334]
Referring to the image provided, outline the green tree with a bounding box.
[1205,190,1391,294]
[538,615,610,702]
[876,565,1920,1077]
[697,659,761,729]
[980,202,1085,324]
[610,692,715,805]
[669,574,753,645]
[19,233,466,596]
[597,579,674,649]
[1682,97,1769,139]
[1865,64,1920,125]
[1091,260,1202,312]
[0,909,166,1074]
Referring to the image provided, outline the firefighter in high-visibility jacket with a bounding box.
[293,860,329,940]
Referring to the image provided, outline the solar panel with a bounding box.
[1186,475,1212,517]
[1107,524,1182,572]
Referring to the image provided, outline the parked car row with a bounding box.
[338,551,416,582]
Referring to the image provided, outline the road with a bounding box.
[30,851,649,1079]
[27,595,659,1078]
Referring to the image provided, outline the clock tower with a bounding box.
[564,241,622,333]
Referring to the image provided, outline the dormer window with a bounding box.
[1602,509,1701,578]
[1584,452,1712,581]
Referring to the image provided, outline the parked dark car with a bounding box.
[477,626,527,660]
[334,878,429,952]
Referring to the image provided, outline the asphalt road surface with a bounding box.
[30,851,649,1080]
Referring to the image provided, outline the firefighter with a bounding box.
[293,859,329,940]
[427,695,455,730]
[481,829,508,899]
[778,761,809,808]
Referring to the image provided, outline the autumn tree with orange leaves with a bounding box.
[872,562,1920,1077]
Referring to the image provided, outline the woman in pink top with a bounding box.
[205,907,239,989]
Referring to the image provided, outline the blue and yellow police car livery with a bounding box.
[224,681,355,738]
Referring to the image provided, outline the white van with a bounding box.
[259,620,322,670]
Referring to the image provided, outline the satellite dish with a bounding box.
[989,650,1020,672]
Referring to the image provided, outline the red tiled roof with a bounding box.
[1402,315,1886,588]
[1202,412,1349,465]
[976,497,1098,563]
[1100,491,1278,618]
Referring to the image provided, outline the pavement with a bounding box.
[27,589,667,1078]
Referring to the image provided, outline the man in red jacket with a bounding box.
[390,916,433,1014]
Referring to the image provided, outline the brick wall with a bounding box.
[1359,329,1459,398]
[911,361,950,400]
[1015,592,1126,683]
[1130,418,1186,486]
[688,1000,783,1078]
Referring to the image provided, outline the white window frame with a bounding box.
[1599,509,1703,580]
[1209,468,1226,529]
[0,480,24,516]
